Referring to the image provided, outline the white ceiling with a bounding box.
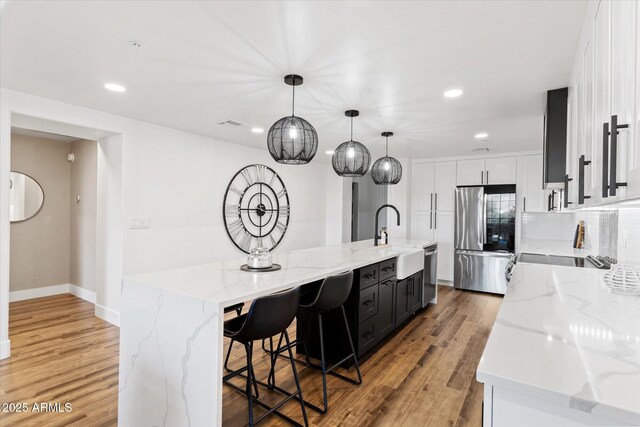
[0,0,587,160]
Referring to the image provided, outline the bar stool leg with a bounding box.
[318,313,328,413]
[245,342,255,426]
[224,339,234,372]
[341,306,362,384]
[284,330,309,427]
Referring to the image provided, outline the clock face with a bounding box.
[223,164,290,254]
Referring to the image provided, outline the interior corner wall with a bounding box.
[9,133,71,292]
[70,139,97,292]
[0,88,344,357]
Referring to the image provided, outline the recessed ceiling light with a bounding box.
[474,132,489,139]
[444,88,463,98]
[104,82,126,92]
[251,127,264,134]
[325,150,335,155]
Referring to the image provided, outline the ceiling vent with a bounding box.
[217,120,244,127]
[473,147,490,152]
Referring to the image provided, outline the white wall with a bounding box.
[0,88,344,359]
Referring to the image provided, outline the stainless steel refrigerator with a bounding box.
[454,185,515,294]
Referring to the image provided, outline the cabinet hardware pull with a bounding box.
[429,211,432,230]
[563,175,573,208]
[578,155,591,204]
[430,193,433,211]
[363,293,376,306]
[609,115,629,196]
[363,272,375,279]
[434,212,437,230]
[381,266,393,272]
[486,170,489,184]
[481,170,484,184]
[523,197,526,213]
[435,193,438,211]
[602,122,609,198]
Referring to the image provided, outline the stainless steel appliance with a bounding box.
[454,185,516,294]
[422,243,437,307]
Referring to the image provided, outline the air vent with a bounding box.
[473,147,490,152]
[217,120,244,127]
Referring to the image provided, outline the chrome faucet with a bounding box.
[374,204,400,246]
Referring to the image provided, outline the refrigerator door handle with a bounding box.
[482,194,487,245]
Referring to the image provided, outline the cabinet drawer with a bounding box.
[358,316,377,356]
[379,258,396,280]
[359,264,379,289]
[358,284,378,322]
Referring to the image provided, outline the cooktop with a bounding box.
[516,253,612,269]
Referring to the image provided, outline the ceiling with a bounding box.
[0,1,587,160]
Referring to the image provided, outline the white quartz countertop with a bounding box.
[123,239,434,309]
[477,262,640,424]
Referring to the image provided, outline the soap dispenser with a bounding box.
[381,227,388,245]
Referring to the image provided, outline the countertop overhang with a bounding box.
[123,239,433,310]
[477,262,640,424]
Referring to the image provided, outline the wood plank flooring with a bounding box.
[1,286,501,426]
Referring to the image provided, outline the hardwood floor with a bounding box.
[0,294,119,426]
[0,286,501,427]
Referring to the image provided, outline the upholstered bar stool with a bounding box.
[222,288,308,427]
[270,271,362,414]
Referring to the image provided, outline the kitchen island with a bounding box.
[477,262,640,426]
[117,239,434,426]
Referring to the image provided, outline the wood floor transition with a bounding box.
[0,286,501,426]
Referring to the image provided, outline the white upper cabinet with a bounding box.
[519,155,546,213]
[434,161,456,211]
[411,162,435,211]
[456,159,486,186]
[485,157,517,185]
[566,0,638,206]
[456,157,517,186]
[610,0,637,201]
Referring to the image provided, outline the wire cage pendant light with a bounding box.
[332,110,371,177]
[371,132,402,185]
[267,74,319,165]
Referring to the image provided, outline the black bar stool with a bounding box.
[270,271,362,414]
[223,288,308,427]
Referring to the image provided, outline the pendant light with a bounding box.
[371,132,402,184]
[332,110,371,177]
[267,74,318,165]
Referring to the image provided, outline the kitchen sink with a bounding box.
[392,246,424,280]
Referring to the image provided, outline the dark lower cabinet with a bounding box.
[298,259,424,365]
[377,279,396,340]
[396,272,423,326]
[395,278,410,325]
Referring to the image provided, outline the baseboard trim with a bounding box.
[9,284,70,302]
[69,284,96,304]
[0,339,10,360]
[96,304,120,327]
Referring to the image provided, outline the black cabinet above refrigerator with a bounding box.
[543,87,568,189]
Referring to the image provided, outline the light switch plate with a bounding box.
[129,218,151,229]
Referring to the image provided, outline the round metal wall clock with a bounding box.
[223,164,290,254]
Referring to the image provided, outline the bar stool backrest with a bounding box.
[309,270,354,312]
[234,287,300,341]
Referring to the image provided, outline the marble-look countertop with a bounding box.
[519,238,590,257]
[477,262,640,424]
[124,238,434,309]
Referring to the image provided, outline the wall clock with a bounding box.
[223,164,290,254]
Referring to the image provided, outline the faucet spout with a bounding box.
[374,204,401,246]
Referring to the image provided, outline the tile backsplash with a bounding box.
[521,208,639,264]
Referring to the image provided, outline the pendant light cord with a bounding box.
[291,79,295,117]
[350,115,354,141]
[385,135,389,156]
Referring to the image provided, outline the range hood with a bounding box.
[543,87,568,189]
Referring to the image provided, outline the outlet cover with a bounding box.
[129,218,151,229]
